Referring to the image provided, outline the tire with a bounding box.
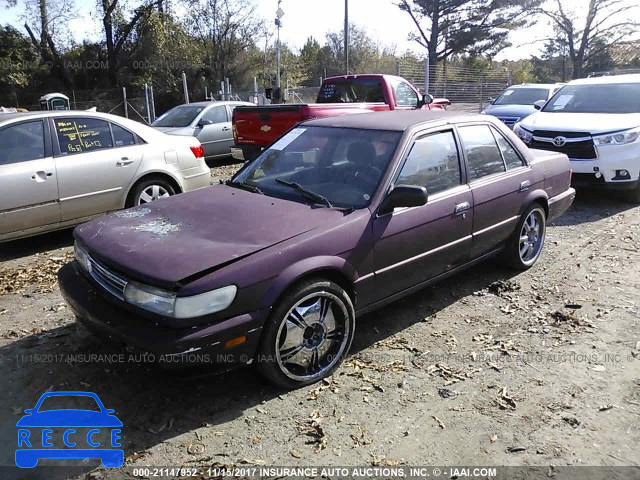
[256,278,355,389]
[127,177,176,208]
[623,182,640,203]
[502,203,546,270]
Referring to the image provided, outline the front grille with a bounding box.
[530,139,597,159]
[530,130,597,160]
[88,256,128,300]
[497,116,520,128]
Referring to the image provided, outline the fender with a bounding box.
[520,188,549,215]
[261,255,358,307]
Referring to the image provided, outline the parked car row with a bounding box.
[484,73,640,201]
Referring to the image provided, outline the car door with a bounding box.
[457,123,532,258]
[372,129,474,299]
[194,105,231,158]
[52,117,143,222]
[0,118,60,236]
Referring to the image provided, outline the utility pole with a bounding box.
[275,1,284,103]
[344,0,349,74]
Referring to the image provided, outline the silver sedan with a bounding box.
[152,101,254,160]
[0,111,211,242]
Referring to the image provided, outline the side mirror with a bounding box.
[379,185,428,215]
[105,409,115,414]
[533,100,546,110]
[418,93,433,108]
[198,119,213,127]
[24,409,34,415]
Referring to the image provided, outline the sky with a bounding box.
[2,0,637,62]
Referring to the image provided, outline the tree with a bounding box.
[325,24,382,75]
[0,25,40,92]
[538,0,639,78]
[183,0,263,89]
[397,0,543,70]
[99,0,159,85]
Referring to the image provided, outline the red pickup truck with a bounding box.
[231,74,450,161]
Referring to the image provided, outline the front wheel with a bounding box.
[502,204,546,270]
[256,278,355,389]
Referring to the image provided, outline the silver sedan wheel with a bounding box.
[519,208,545,264]
[136,185,171,205]
[275,292,351,382]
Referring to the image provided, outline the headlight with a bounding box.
[74,241,91,272]
[593,127,640,146]
[513,123,533,144]
[124,282,175,317]
[174,286,237,318]
[124,282,237,319]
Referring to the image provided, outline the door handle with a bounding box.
[31,171,52,182]
[117,158,134,167]
[519,180,531,191]
[222,126,231,132]
[454,202,471,214]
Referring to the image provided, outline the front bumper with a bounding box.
[571,172,639,190]
[58,263,266,365]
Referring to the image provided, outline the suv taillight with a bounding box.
[190,145,204,159]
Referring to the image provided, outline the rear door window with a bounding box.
[111,124,136,147]
[54,118,113,155]
[458,125,506,180]
[492,129,525,170]
[0,120,45,165]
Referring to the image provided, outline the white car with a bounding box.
[0,111,211,242]
[513,74,640,201]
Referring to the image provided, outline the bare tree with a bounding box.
[397,0,542,70]
[538,0,639,78]
[99,0,160,84]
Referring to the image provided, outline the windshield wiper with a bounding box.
[225,180,264,195]
[275,178,333,208]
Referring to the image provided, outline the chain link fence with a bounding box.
[398,59,512,113]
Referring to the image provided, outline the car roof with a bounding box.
[304,110,488,132]
[505,83,560,89]
[569,73,640,85]
[174,101,254,107]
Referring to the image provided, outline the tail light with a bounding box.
[190,145,204,159]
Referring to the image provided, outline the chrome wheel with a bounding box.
[275,292,351,382]
[518,208,545,264]
[137,185,171,205]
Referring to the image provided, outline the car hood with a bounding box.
[152,126,195,136]
[520,112,640,134]
[16,410,122,427]
[75,185,347,289]
[483,104,537,118]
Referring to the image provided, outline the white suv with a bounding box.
[513,74,640,201]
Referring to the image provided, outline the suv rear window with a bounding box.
[543,82,640,114]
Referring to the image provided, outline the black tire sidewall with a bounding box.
[127,177,176,208]
[256,278,355,389]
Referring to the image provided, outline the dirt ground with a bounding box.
[1,160,639,479]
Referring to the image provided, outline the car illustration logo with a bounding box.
[261,125,272,132]
[15,391,123,469]
[553,136,567,147]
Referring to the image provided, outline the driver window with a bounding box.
[396,130,461,195]
[395,81,419,108]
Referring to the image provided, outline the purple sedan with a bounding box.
[58,111,575,388]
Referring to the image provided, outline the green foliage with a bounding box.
[0,25,40,90]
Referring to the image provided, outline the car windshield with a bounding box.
[152,105,204,127]
[232,126,401,209]
[542,83,640,114]
[37,395,101,412]
[494,88,549,105]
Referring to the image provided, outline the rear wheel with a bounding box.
[127,177,176,208]
[256,278,355,389]
[502,203,546,270]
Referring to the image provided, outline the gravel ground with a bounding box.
[1,162,639,479]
